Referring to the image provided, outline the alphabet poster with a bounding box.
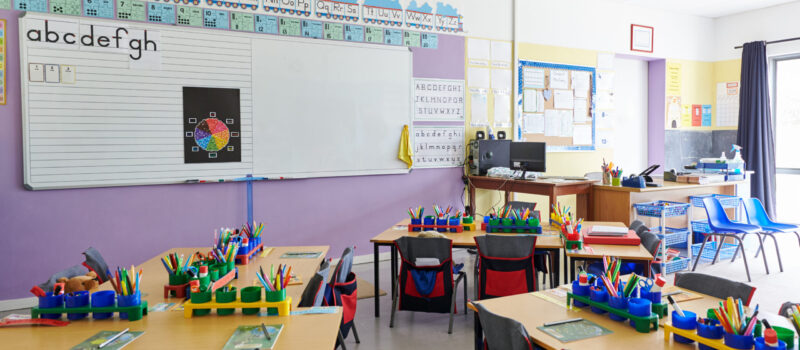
[413,126,464,168]
[183,87,241,163]
[414,78,464,121]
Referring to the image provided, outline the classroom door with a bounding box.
[612,58,649,173]
[773,55,800,221]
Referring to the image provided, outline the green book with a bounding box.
[280,251,322,259]
[223,324,283,350]
[71,330,144,350]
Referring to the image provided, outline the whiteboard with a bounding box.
[19,13,411,190]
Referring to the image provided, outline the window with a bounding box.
[773,56,800,221]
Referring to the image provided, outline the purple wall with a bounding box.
[0,10,466,300]
[648,59,666,166]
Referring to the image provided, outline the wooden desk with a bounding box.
[591,180,747,225]
[468,175,597,219]
[0,246,341,349]
[470,285,795,350]
[370,218,564,317]
[565,222,654,281]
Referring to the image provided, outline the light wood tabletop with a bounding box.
[566,221,654,261]
[0,245,342,349]
[592,179,748,193]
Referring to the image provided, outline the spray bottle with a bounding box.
[728,145,745,175]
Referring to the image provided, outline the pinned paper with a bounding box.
[536,91,545,112]
[544,110,560,136]
[573,98,588,122]
[573,124,592,145]
[493,92,511,127]
[470,89,489,126]
[467,67,491,89]
[549,70,569,89]
[571,71,590,98]
[560,110,573,137]
[523,68,545,89]
[554,90,573,110]
[597,71,614,91]
[523,113,544,134]
[523,89,537,113]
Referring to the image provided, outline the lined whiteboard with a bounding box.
[19,13,411,190]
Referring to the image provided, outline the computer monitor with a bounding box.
[510,142,546,177]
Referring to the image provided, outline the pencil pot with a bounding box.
[209,265,220,281]
[65,291,90,320]
[619,281,639,299]
[190,291,212,316]
[571,281,590,307]
[436,218,448,232]
[672,310,698,344]
[216,263,228,277]
[410,218,422,231]
[462,216,473,224]
[612,177,621,186]
[484,216,491,224]
[608,295,628,321]
[215,288,237,316]
[423,216,435,226]
[449,218,460,232]
[241,286,262,315]
[199,275,211,290]
[226,260,236,274]
[513,219,526,233]
[697,319,724,350]
[627,298,652,330]
[640,289,661,304]
[169,273,189,286]
[118,291,142,321]
[265,289,287,316]
[91,290,116,320]
[589,286,608,314]
[38,292,64,319]
[488,218,500,232]
[238,244,250,255]
[502,218,513,232]
[603,171,611,185]
[773,327,794,348]
[755,337,787,350]
[724,331,755,349]
[528,217,540,228]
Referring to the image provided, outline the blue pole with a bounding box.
[246,174,253,225]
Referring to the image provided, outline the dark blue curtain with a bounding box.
[736,41,776,217]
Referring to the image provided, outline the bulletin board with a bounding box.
[517,60,596,151]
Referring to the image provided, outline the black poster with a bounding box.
[183,87,241,163]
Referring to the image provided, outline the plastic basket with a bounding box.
[689,194,740,209]
[658,257,690,274]
[691,220,712,233]
[633,201,690,218]
[651,227,690,247]
[691,241,739,261]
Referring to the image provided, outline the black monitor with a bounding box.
[510,142,546,177]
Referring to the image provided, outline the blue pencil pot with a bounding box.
[117,291,141,320]
[38,292,64,319]
[449,218,460,232]
[697,319,724,350]
[65,291,90,320]
[672,310,698,344]
[628,298,652,327]
[436,218,447,232]
[589,286,608,314]
[424,216,435,227]
[238,242,250,255]
[483,216,490,224]
[641,289,662,304]
[571,280,590,307]
[754,337,787,350]
[608,295,628,321]
[410,218,422,231]
[619,281,639,298]
[725,332,755,349]
[91,290,116,320]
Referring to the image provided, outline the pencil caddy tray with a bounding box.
[164,265,237,299]
[663,323,756,350]
[408,217,464,233]
[32,300,149,322]
[236,236,264,265]
[485,218,542,233]
[182,296,292,318]
[566,293,658,333]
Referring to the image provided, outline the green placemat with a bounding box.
[71,330,144,350]
[223,325,283,350]
[280,251,322,259]
[537,318,613,343]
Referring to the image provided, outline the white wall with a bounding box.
[514,0,716,61]
[612,57,649,172]
[714,1,800,60]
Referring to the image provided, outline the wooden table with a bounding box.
[370,218,564,317]
[468,175,597,219]
[470,284,796,350]
[565,222,655,281]
[0,246,342,349]
[591,179,748,225]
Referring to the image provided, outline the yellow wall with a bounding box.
[712,59,742,131]
[666,58,741,131]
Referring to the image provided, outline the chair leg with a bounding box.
[463,273,468,316]
[338,330,347,350]
[795,231,800,247]
[449,279,458,334]
[732,235,752,282]
[712,234,726,265]
[768,233,784,273]
[390,272,400,328]
[351,323,361,344]
[692,234,711,271]
[755,233,769,275]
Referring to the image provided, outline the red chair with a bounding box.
[474,235,537,300]
[390,236,467,334]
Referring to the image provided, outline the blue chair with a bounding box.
[691,197,768,282]
[743,198,800,273]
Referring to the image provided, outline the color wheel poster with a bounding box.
[183,87,241,163]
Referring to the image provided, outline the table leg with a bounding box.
[562,249,568,285]
[374,243,380,318]
[468,181,476,217]
[577,192,589,220]
[474,310,483,350]
[504,190,510,207]
[390,245,397,300]
[568,256,575,283]
[549,250,557,289]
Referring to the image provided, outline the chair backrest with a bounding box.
[742,198,773,226]
[475,303,533,350]
[298,259,331,307]
[674,272,757,306]
[330,246,354,285]
[395,236,453,265]
[394,236,455,314]
[507,201,536,212]
[703,198,736,228]
[474,234,537,258]
[629,220,649,238]
[640,231,662,257]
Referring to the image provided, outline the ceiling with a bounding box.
[604,0,798,18]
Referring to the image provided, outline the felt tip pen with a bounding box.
[99,328,129,348]
[667,295,685,317]
[543,318,583,327]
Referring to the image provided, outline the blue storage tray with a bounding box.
[657,257,689,274]
[691,241,739,261]
[689,194,740,209]
[691,220,712,233]
[633,201,690,218]
[651,226,690,247]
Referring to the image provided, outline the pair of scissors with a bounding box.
[637,276,654,292]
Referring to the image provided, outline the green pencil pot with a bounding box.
[215,288,237,316]
[226,261,235,273]
[241,286,262,315]
[515,219,526,233]
[489,218,501,232]
[190,291,212,316]
[774,326,794,348]
[502,218,513,232]
[169,273,189,286]
[216,263,228,277]
[612,177,621,186]
[209,266,220,281]
[265,289,287,316]
[529,218,540,228]
[199,275,211,290]
[462,216,473,224]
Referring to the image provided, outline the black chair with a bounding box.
[474,302,533,350]
[474,235,538,300]
[390,236,467,334]
[324,247,360,349]
[507,201,552,288]
[298,260,330,307]
[674,272,757,306]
